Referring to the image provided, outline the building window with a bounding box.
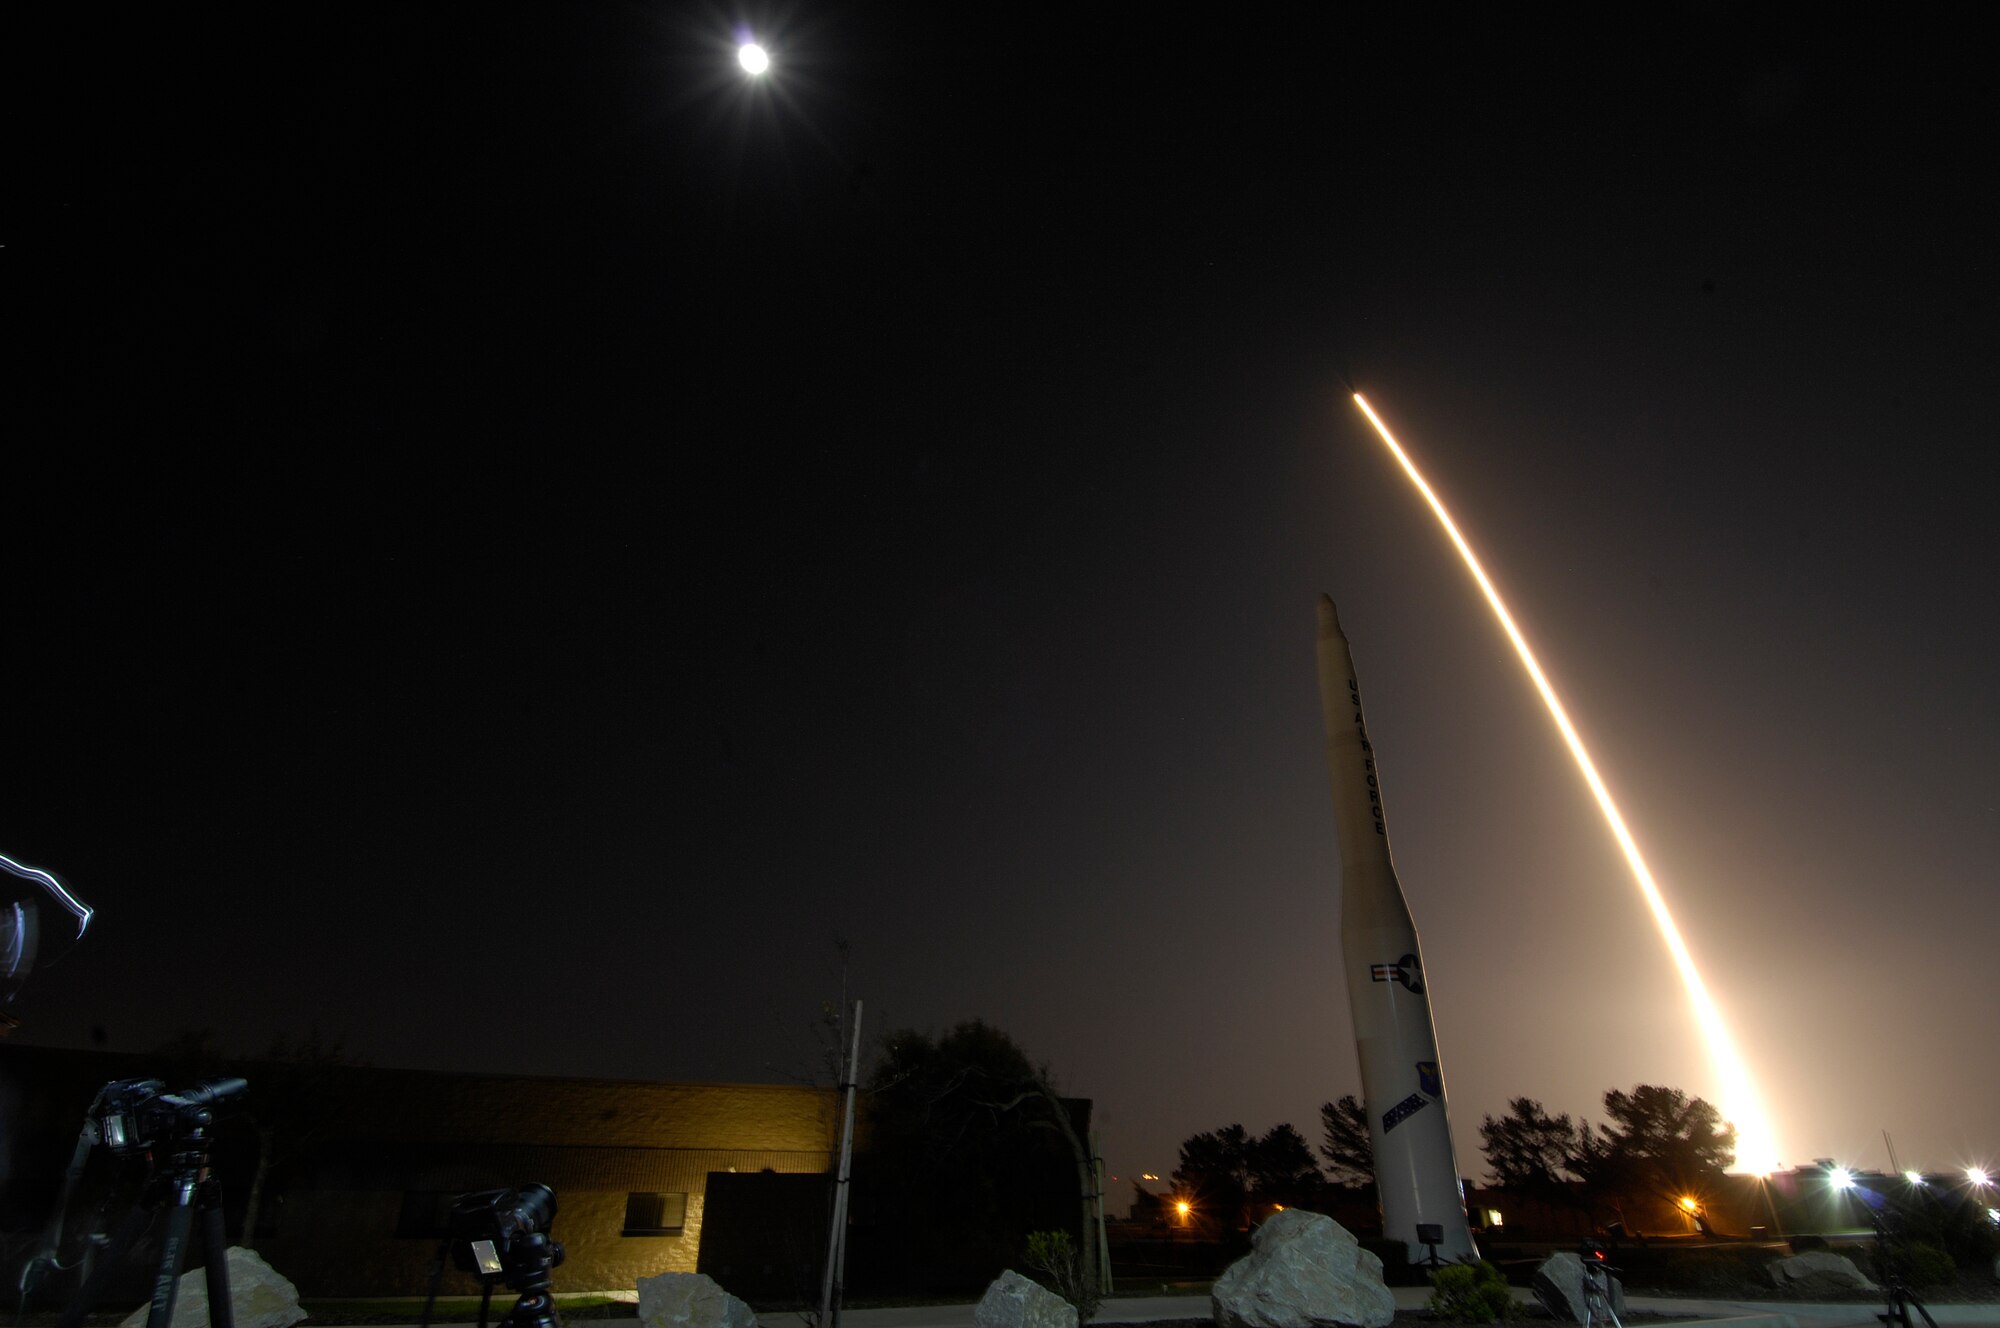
[622,1192,687,1236]
[396,1191,456,1238]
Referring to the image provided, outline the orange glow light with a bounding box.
[1348,391,1781,1175]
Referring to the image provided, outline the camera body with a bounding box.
[447,1185,564,1286]
[93,1079,167,1155]
[1578,1239,1614,1270]
[93,1077,249,1156]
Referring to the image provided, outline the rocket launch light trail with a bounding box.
[1349,392,1781,1175]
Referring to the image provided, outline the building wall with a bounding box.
[266,1073,842,1295]
[0,1048,839,1298]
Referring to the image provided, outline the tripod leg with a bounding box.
[146,1194,199,1328]
[59,1205,156,1328]
[201,1200,234,1328]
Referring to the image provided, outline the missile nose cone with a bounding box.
[1318,594,1346,640]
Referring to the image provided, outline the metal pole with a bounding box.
[818,1001,862,1328]
[1090,1136,1113,1294]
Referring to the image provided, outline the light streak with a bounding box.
[0,851,93,937]
[1348,391,1781,1174]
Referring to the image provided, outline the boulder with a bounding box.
[1211,1209,1394,1328]
[637,1271,758,1328]
[1532,1252,1626,1324]
[974,1270,1077,1328]
[116,1248,304,1328]
[1767,1251,1875,1295]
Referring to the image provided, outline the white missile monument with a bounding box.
[1316,595,1479,1263]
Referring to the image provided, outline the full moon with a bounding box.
[737,42,770,76]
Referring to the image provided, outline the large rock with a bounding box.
[1210,1209,1394,1328]
[637,1271,758,1328]
[974,1270,1077,1328]
[116,1248,303,1328]
[1532,1252,1626,1324]
[1767,1251,1875,1295]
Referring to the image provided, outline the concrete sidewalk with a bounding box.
[484,1287,1998,1328]
[368,1288,2000,1328]
[1621,1294,2000,1328]
[735,1288,2000,1328]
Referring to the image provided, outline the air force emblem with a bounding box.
[1369,952,1424,994]
[1417,1061,1442,1097]
[1381,1092,1428,1133]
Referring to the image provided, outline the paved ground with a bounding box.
[404,1284,2000,1328]
[735,1288,2000,1328]
[517,1287,2000,1328]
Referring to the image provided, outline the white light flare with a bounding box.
[737,41,771,76]
[0,851,93,937]
[1348,391,1782,1175]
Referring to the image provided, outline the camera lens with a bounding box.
[513,1184,556,1231]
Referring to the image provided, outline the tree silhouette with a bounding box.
[1318,1096,1373,1187]
[1479,1098,1580,1195]
[1174,1123,1326,1231]
[1597,1084,1735,1207]
[1246,1124,1321,1210]
[867,1021,1097,1304]
[1173,1124,1251,1232]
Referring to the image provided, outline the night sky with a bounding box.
[9,5,1997,1195]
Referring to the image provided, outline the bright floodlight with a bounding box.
[1970,1168,1992,1187]
[737,42,770,75]
[1905,1170,1926,1186]
[1830,1168,1855,1190]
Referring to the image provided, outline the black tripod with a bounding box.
[1579,1254,1623,1328]
[419,1230,563,1328]
[488,1233,561,1328]
[56,1119,236,1328]
[1868,1214,1939,1328]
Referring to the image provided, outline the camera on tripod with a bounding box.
[421,1184,565,1328]
[92,1077,249,1155]
[28,1075,253,1328]
[446,1185,564,1284]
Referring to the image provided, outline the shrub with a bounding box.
[1427,1260,1515,1322]
[1875,1240,1958,1290]
[1023,1229,1101,1323]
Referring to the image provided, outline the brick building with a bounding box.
[1,1047,841,1298]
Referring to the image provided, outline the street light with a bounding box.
[737,42,770,76]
